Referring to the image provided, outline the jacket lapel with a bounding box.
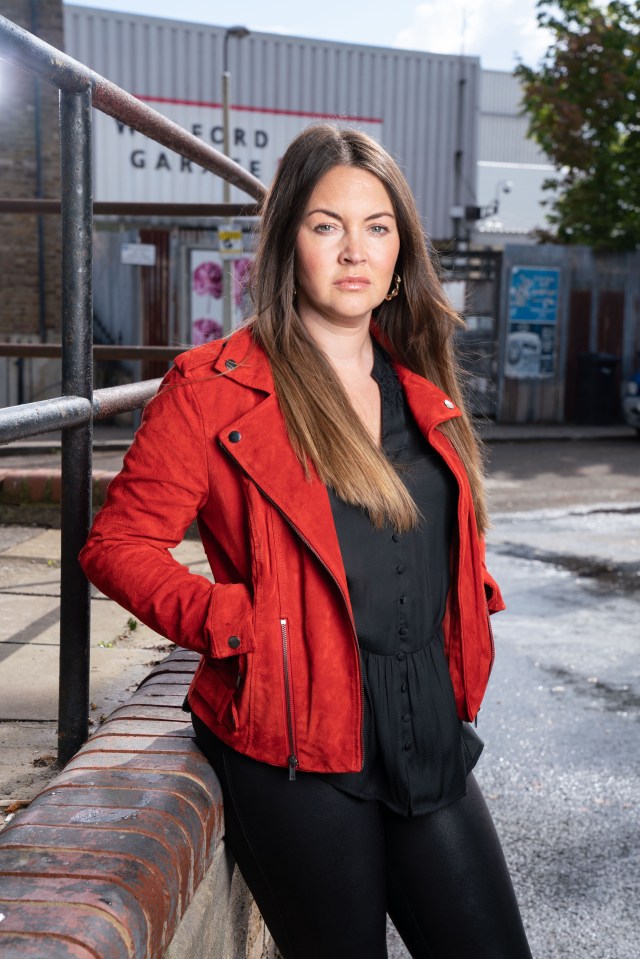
[218,391,350,601]
[213,328,348,593]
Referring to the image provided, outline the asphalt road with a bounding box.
[485,437,639,513]
[389,437,640,958]
[482,512,638,954]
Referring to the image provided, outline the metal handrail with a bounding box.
[0,380,163,443]
[0,14,266,763]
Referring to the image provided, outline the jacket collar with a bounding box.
[392,363,461,435]
[213,325,275,394]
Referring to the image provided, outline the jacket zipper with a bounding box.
[280,617,299,780]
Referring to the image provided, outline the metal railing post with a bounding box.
[58,84,94,765]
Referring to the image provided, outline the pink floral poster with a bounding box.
[190,251,252,345]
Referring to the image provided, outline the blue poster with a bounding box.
[506,267,560,379]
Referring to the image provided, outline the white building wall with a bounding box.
[476,69,555,238]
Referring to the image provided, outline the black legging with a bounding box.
[192,714,533,959]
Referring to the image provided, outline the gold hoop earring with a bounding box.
[384,273,402,301]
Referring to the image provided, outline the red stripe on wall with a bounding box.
[134,95,383,125]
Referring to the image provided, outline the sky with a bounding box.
[65,0,559,72]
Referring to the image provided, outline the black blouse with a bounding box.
[321,342,483,816]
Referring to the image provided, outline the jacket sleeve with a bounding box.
[79,367,255,660]
[479,537,506,614]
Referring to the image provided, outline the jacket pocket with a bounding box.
[205,652,251,731]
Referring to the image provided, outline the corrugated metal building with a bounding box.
[64,4,480,240]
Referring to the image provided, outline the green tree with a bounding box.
[515,0,640,250]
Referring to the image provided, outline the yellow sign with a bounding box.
[218,229,243,254]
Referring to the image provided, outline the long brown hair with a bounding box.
[247,124,488,535]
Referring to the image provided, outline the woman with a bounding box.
[80,125,533,958]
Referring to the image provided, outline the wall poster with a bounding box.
[189,250,253,344]
[505,266,560,379]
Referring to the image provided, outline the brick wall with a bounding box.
[0,0,63,338]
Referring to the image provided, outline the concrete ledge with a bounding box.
[0,648,279,958]
[0,468,114,506]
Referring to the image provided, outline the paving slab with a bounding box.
[0,527,45,552]
[1,527,62,561]
[0,594,165,650]
[1,643,61,721]
[1,629,171,721]
[1,527,209,569]
[0,594,60,647]
[0,560,61,595]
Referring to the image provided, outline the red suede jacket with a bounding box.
[79,325,504,776]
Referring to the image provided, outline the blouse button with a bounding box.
[399,594,407,604]
[401,682,408,692]
[396,652,406,662]
[396,564,406,575]
[402,713,410,723]
[225,358,237,370]
[399,626,408,637]
[227,635,241,649]
[391,533,400,543]
[403,741,412,751]
[229,430,242,443]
